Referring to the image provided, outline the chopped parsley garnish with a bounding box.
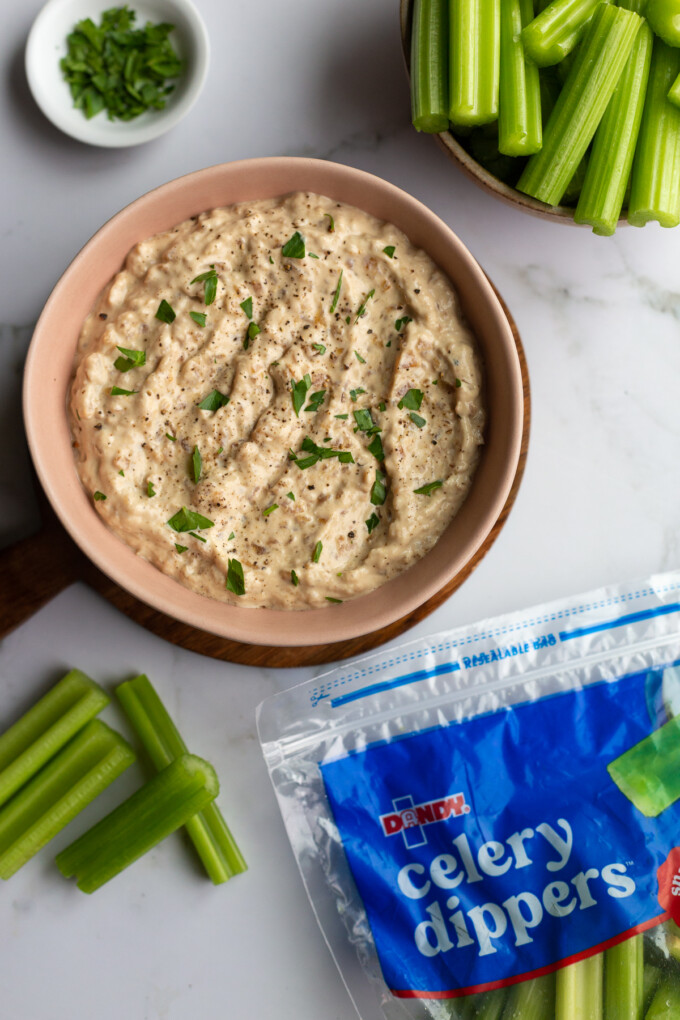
[110,386,137,396]
[398,388,424,411]
[118,470,124,476]
[281,231,305,258]
[228,531,235,540]
[325,597,343,604]
[114,346,146,372]
[455,378,462,388]
[330,269,343,314]
[291,569,299,586]
[345,315,351,325]
[355,289,375,322]
[269,255,274,264]
[60,7,183,122]
[147,481,156,497]
[263,504,278,516]
[366,512,380,534]
[189,531,206,543]
[190,266,218,305]
[309,253,319,259]
[383,245,396,258]
[395,316,413,332]
[247,322,261,340]
[414,480,443,496]
[166,433,177,441]
[291,374,311,417]
[189,311,207,327]
[334,413,349,420]
[175,544,188,554]
[410,412,426,429]
[197,390,229,412]
[370,469,387,506]
[378,401,386,412]
[191,446,202,484]
[304,390,326,413]
[292,436,354,470]
[226,558,245,596]
[240,297,253,318]
[355,351,366,364]
[93,491,107,501]
[287,492,295,500]
[324,213,335,232]
[155,299,176,323]
[312,343,326,354]
[353,408,376,433]
[349,387,365,402]
[368,433,385,460]
[167,507,214,533]
[312,541,323,563]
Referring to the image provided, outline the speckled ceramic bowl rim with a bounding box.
[23,157,523,646]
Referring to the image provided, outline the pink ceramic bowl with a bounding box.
[23,157,523,646]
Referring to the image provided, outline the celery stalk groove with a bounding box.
[628,39,680,228]
[522,0,605,67]
[411,0,449,132]
[448,0,500,126]
[498,0,542,155]
[116,675,246,883]
[56,753,218,892]
[0,669,109,809]
[574,3,653,234]
[517,3,642,206]
[503,973,556,1018]
[0,720,134,879]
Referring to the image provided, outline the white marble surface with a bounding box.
[2,1,680,1017]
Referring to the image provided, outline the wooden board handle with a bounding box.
[0,525,79,641]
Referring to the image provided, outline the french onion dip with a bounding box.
[69,193,484,609]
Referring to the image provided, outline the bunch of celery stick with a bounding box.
[0,669,245,891]
[410,0,680,233]
[427,923,680,1018]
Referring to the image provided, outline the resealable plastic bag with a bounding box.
[258,572,680,1019]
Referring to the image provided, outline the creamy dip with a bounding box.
[70,193,484,609]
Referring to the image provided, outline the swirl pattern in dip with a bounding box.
[69,193,484,609]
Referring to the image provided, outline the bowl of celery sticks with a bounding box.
[402,0,680,234]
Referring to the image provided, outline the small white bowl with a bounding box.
[25,0,210,147]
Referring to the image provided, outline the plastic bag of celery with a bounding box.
[258,571,680,1020]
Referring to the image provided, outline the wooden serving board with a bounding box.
[1,291,529,669]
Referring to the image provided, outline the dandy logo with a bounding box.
[380,793,470,849]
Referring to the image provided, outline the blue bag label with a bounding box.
[320,666,679,998]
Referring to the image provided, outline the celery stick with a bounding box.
[607,715,680,816]
[472,988,506,1019]
[448,0,500,126]
[628,40,680,228]
[669,72,680,109]
[56,753,218,892]
[575,3,652,234]
[555,954,603,1020]
[498,0,542,155]
[0,720,133,879]
[604,935,644,1020]
[411,0,449,132]
[0,669,109,809]
[522,0,603,67]
[643,965,661,1012]
[517,4,642,206]
[503,974,556,1018]
[116,675,246,883]
[644,977,680,1019]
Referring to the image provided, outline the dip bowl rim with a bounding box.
[23,156,524,646]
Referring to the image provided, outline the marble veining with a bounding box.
[1,0,680,1017]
